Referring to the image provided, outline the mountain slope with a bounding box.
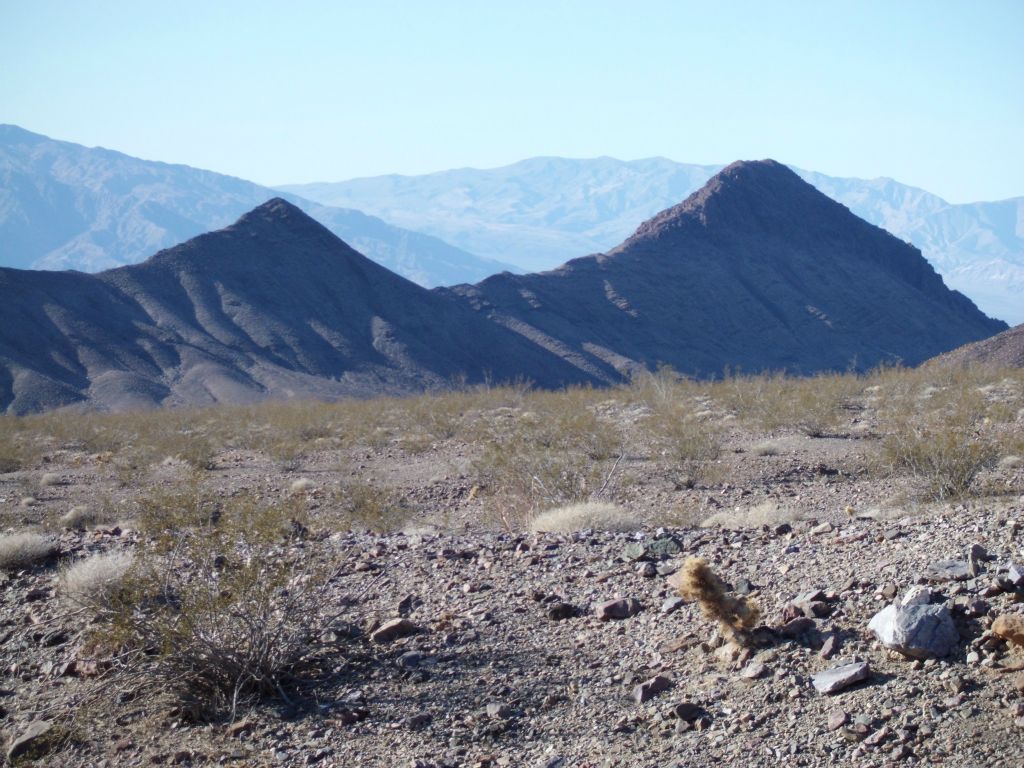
[283,157,1023,324]
[441,160,1006,381]
[0,199,590,414]
[926,323,1024,370]
[0,124,514,287]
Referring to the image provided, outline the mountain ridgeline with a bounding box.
[0,162,1007,413]
[442,160,1006,381]
[0,199,590,414]
[0,124,514,287]
[284,155,1024,325]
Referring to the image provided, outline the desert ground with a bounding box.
[1,364,1023,767]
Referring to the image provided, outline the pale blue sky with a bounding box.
[1,1,1021,202]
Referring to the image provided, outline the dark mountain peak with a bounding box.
[620,158,848,247]
[120,197,365,279]
[231,197,323,234]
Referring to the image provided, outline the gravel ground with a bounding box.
[1,389,1023,767]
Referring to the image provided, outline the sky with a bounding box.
[1,1,1022,202]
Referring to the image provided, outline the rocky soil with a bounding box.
[1,383,1023,767]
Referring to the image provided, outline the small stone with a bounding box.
[226,720,253,737]
[405,712,432,730]
[890,745,912,761]
[636,562,657,578]
[968,544,988,577]
[397,651,425,668]
[842,723,870,742]
[779,617,816,639]
[819,633,840,660]
[397,594,418,616]
[810,522,834,535]
[1007,563,1024,588]
[811,661,871,694]
[880,583,898,600]
[486,703,515,720]
[734,578,753,595]
[661,596,684,615]
[622,542,647,562]
[6,720,54,761]
[645,536,682,559]
[827,710,849,731]
[801,601,832,619]
[900,586,933,607]
[546,602,575,621]
[632,674,672,703]
[370,618,418,643]
[1013,672,1024,695]
[992,613,1024,647]
[740,661,768,679]
[922,560,971,582]
[595,598,642,621]
[864,726,890,747]
[671,702,705,722]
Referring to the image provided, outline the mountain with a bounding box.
[926,323,1024,370]
[0,125,514,287]
[281,156,722,272]
[282,157,1024,324]
[440,160,1006,381]
[0,199,589,414]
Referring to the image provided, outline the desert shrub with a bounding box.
[752,441,782,456]
[644,405,721,488]
[713,371,862,436]
[700,500,804,530]
[87,493,340,721]
[60,551,134,607]
[529,501,640,533]
[675,557,760,643]
[0,532,57,571]
[474,440,607,531]
[876,375,1001,500]
[325,481,411,533]
[61,505,99,530]
[0,415,26,473]
[622,365,701,408]
[471,389,623,530]
[880,418,998,500]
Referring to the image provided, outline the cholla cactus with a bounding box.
[677,557,760,642]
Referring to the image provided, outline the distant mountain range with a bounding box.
[283,157,1024,324]
[0,162,1004,414]
[0,125,515,287]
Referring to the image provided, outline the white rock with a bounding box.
[868,603,958,659]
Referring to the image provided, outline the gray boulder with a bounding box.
[868,603,959,658]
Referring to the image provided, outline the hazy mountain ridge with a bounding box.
[0,125,515,287]
[284,157,1023,324]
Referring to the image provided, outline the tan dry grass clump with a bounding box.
[676,556,760,643]
[529,501,640,533]
[700,500,804,530]
[59,550,133,607]
[0,532,57,571]
[61,505,98,530]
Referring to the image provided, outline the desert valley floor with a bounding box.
[1,366,1023,767]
